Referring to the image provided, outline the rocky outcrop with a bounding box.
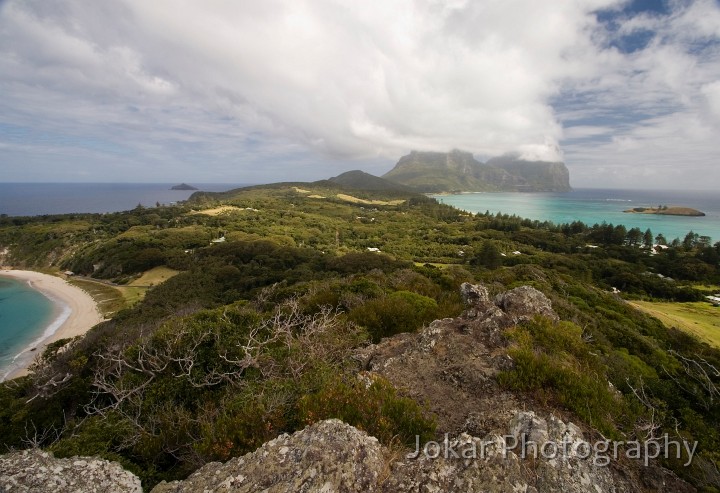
[0,283,694,493]
[356,283,559,436]
[149,412,684,493]
[1,415,693,493]
[0,449,142,493]
[354,282,693,492]
[151,419,386,493]
[387,410,625,493]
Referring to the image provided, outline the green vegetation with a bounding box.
[68,278,126,317]
[630,301,720,348]
[0,181,719,489]
[499,317,633,437]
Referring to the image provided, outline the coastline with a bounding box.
[0,269,104,381]
[433,189,720,242]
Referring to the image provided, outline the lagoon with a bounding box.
[0,275,55,380]
[434,188,720,243]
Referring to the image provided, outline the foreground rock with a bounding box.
[1,414,692,493]
[354,282,693,492]
[151,419,385,493]
[0,283,695,492]
[0,449,141,493]
[151,413,691,492]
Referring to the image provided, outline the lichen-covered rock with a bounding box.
[460,282,491,308]
[356,283,560,437]
[144,413,689,492]
[494,285,559,323]
[0,449,141,493]
[509,410,550,446]
[150,419,386,493]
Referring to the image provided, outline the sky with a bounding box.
[0,0,719,189]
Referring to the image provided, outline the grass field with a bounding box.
[692,284,720,293]
[116,266,181,307]
[335,193,405,206]
[129,266,179,287]
[630,300,720,348]
[189,205,243,216]
[69,279,126,318]
[70,267,180,316]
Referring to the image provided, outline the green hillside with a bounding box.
[0,183,718,490]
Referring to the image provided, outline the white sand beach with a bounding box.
[0,269,104,381]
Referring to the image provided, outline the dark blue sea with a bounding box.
[0,183,253,217]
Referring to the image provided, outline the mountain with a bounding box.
[326,170,413,191]
[170,183,198,190]
[382,150,571,193]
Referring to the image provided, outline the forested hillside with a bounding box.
[0,183,718,490]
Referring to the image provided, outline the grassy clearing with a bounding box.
[115,286,146,307]
[69,279,126,318]
[413,262,455,269]
[335,193,405,206]
[630,301,720,348]
[692,284,720,293]
[188,205,244,216]
[129,266,180,287]
[70,267,180,316]
[116,267,181,307]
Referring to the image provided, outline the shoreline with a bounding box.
[0,269,104,382]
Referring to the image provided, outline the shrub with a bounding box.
[348,290,438,342]
[498,317,631,437]
[298,374,436,447]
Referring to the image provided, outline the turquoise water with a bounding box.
[0,276,55,380]
[434,188,720,243]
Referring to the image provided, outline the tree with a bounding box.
[643,229,653,249]
[612,225,627,245]
[655,233,667,246]
[472,241,502,270]
[626,227,642,247]
[683,231,699,250]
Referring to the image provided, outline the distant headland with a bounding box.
[623,206,705,217]
[170,183,198,191]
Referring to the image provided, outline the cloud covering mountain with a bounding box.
[0,0,718,187]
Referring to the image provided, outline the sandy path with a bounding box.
[0,269,104,381]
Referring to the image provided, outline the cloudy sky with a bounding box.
[1,0,719,188]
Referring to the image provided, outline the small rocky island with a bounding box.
[623,205,705,216]
[170,183,198,191]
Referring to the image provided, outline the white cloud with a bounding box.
[556,0,720,188]
[0,0,718,186]
[702,80,720,118]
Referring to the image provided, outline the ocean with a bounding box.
[0,182,253,217]
[434,188,720,243]
[0,276,57,380]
